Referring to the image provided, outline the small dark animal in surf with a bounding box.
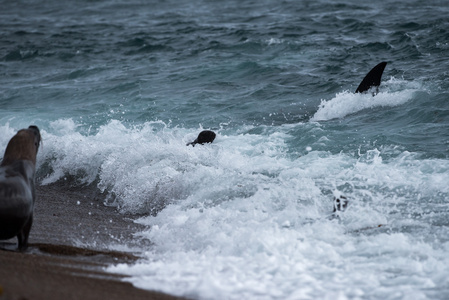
[328,195,349,220]
[0,126,41,251]
[355,61,387,95]
[187,130,216,146]
[333,195,348,213]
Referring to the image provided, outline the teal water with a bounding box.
[1,0,449,299]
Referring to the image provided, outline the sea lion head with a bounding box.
[1,125,41,166]
[187,130,216,147]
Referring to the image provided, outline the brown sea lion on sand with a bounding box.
[187,130,216,147]
[0,126,41,251]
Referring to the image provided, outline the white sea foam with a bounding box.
[2,120,448,299]
[311,78,420,121]
[311,90,413,121]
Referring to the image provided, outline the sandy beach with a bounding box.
[0,182,185,300]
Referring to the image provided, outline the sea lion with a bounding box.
[333,195,348,213]
[187,130,216,147]
[327,195,349,220]
[0,125,41,251]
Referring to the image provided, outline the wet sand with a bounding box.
[0,182,185,300]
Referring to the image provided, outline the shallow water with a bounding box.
[1,0,449,299]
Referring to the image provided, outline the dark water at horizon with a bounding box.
[1,0,449,299]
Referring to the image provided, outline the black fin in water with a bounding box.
[355,62,387,95]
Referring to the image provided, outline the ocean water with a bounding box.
[1,0,449,299]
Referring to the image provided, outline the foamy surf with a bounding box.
[311,78,419,121]
[2,114,449,300]
[106,146,449,299]
[311,90,412,121]
[98,126,449,300]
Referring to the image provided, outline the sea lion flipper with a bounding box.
[17,215,32,251]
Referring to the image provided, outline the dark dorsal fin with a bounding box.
[355,62,387,94]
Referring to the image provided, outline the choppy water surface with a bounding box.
[1,0,449,299]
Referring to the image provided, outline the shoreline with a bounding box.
[0,182,185,300]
